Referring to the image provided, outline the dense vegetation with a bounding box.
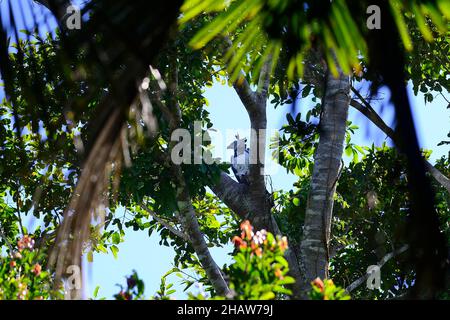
[0,0,449,300]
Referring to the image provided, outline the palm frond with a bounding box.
[181,0,450,80]
[0,0,183,286]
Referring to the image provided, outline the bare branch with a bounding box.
[208,171,251,219]
[346,244,409,293]
[424,161,450,194]
[350,93,450,195]
[350,90,396,139]
[169,163,230,296]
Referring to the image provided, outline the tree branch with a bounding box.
[215,36,305,296]
[149,59,230,296]
[256,56,271,101]
[221,37,259,115]
[299,65,351,296]
[170,164,230,296]
[220,36,270,217]
[139,204,188,241]
[234,76,259,114]
[167,49,182,125]
[208,171,251,219]
[345,244,409,293]
[350,91,450,195]
[33,0,72,23]
[350,88,396,138]
[149,77,177,130]
[424,161,450,194]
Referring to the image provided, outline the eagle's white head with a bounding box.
[227,134,247,156]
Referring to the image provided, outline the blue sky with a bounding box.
[1,0,449,300]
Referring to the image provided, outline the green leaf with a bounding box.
[275,256,289,268]
[278,276,296,285]
[354,145,365,154]
[345,146,353,157]
[110,245,119,259]
[112,232,121,245]
[390,0,413,51]
[97,244,108,254]
[352,150,359,163]
[286,113,295,125]
[302,85,311,98]
[183,281,195,292]
[93,286,100,298]
[87,251,94,263]
[259,291,275,300]
[272,285,292,295]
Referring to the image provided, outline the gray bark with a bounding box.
[140,205,188,241]
[170,164,230,296]
[156,56,230,296]
[209,44,304,297]
[299,67,351,295]
[424,161,450,194]
[209,172,252,219]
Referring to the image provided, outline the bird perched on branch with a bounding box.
[227,134,250,185]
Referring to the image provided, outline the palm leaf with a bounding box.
[181,0,449,80]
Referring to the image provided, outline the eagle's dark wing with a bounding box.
[231,165,242,184]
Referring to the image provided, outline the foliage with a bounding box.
[274,142,450,299]
[222,220,294,300]
[181,0,450,82]
[0,0,449,301]
[309,278,350,300]
[331,145,449,299]
[113,270,145,300]
[277,111,318,178]
[0,235,63,300]
[0,32,88,258]
[114,21,240,271]
[112,220,295,301]
[405,16,450,101]
[153,272,178,300]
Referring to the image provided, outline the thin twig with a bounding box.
[350,93,450,195]
[139,204,188,241]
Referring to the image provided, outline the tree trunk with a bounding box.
[299,67,350,295]
[209,54,305,298]
[172,166,230,296]
[34,0,72,23]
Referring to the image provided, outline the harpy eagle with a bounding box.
[227,134,250,184]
